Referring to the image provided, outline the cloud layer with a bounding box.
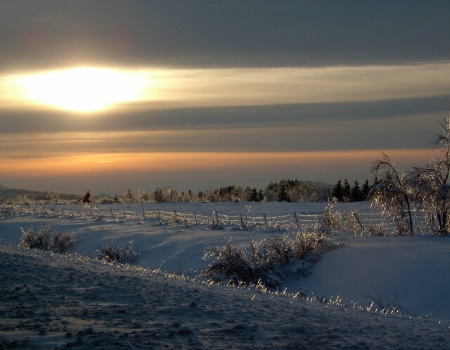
[1,1,450,71]
[1,1,449,193]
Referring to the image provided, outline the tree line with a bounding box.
[92,178,374,204]
[331,179,371,202]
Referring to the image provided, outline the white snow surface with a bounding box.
[1,201,450,349]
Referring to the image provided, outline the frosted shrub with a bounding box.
[321,199,341,234]
[97,241,139,265]
[264,236,292,265]
[52,232,76,253]
[20,226,51,250]
[367,294,402,316]
[291,232,328,260]
[367,222,388,237]
[202,241,255,284]
[202,233,334,288]
[20,225,75,253]
[345,210,364,237]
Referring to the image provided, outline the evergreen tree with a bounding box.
[343,179,351,201]
[351,181,364,201]
[258,189,264,202]
[362,179,370,199]
[126,189,133,201]
[82,190,91,204]
[332,180,343,201]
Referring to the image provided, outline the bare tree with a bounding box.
[409,117,450,234]
[370,152,414,236]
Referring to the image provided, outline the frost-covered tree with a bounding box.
[135,188,150,203]
[124,188,133,203]
[164,186,177,202]
[264,182,278,202]
[212,185,246,202]
[264,179,330,202]
[246,187,262,202]
[48,191,59,204]
[371,153,414,236]
[150,186,178,202]
[203,187,214,202]
[178,190,195,203]
[409,117,450,234]
[152,188,164,203]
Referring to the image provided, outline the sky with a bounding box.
[1,0,450,196]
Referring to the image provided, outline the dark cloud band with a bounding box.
[1,1,449,71]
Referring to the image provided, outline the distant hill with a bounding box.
[0,185,81,203]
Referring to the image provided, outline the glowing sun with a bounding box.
[19,67,150,112]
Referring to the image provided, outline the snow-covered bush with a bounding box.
[202,233,335,288]
[20,225,51,250]
[202,241,254,283]
[344,210,363,237]
[51,231,77,253]
[20,225,75,253]
[97,241,140,265]
[367,222,388,237]
[321,199,341,234]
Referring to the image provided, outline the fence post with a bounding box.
[353,212,365,231]
[194,211,198,225]
[263,213,269,229]
[211,210,220,229]
[294,212,300,230]
[240,214,246,229]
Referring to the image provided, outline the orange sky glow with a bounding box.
[1,149,436,181]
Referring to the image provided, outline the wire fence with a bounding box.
[0,202,441,236]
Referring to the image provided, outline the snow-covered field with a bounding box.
[1,201,449,349]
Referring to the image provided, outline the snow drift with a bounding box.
[1,201,449,348]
